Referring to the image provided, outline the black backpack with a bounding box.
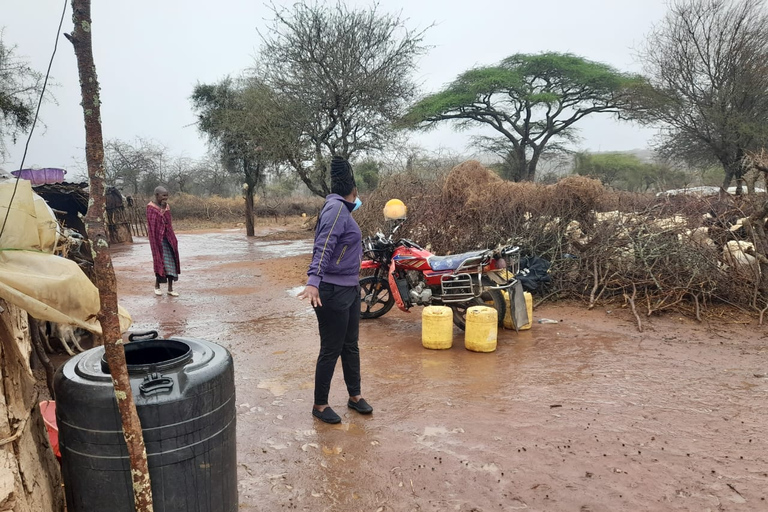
[516,256,552,293]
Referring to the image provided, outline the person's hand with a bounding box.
[298,285,322,307]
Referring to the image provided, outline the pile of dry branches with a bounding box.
[357,161,768,326]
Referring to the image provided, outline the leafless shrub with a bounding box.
[134,193,323,223]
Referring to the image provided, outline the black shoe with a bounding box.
[347,398,373,414]
[312,407,341,424]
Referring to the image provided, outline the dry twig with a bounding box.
[625,283,642,332]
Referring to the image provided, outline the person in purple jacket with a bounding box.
[298,156,373,424]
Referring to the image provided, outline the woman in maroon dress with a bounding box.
[146,186,181,296]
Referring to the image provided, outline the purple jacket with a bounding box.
[307,194,363,288]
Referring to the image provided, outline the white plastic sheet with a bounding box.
[0,180,132,333]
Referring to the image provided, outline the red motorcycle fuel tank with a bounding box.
[391,246,433,271]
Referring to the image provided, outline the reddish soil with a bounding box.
[108,225,768,512]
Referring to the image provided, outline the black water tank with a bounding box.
[54,334,237,512]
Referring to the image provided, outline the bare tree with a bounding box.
[0,30,45,158]
[257,1,429,196]
[103,138,166,194]
[168,156,194,194]
[636,0,768,193]
[194,156,238,196]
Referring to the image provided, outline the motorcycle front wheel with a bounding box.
[359,276,395,319]
[450,289,506,330]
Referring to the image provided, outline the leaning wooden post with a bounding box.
[67,1,154,510]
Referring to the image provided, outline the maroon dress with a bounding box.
[146,202,180,282]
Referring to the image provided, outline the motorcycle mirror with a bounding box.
[391,218,406,234]
[502,246,520,255]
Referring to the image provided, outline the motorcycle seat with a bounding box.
[428,250,488,271]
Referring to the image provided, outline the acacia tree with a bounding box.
[573,152,689,192]
[257,1,428,196]
[635,0,768,193]
[402,53,639,182]
[192,78,270,236]
[0,31,44,158]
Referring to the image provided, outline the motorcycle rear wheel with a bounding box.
[450,288,505,330]
[359,276,395,319]
[483,288,507,327]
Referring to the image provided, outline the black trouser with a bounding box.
[313,282,361,406]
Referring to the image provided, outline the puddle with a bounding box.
[422,426,464,436]
[423,426,450,436]
[257,379,289,396]
[115,233,311,272]
[322,445,343,455]
[287,285,305,297]
[331,423,364,433]
[258,240,313,258]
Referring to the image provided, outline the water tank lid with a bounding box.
[100,339,192,375]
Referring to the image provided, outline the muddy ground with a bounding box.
[108,224,768,512]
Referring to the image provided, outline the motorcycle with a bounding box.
[359,221,525,330]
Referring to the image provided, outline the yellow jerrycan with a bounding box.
[422,306,453,349]
[503,291,533,330]
[464,306,498,352]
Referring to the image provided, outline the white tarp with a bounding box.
[0,179,132,333]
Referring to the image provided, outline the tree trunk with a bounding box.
[512,147,527,182]
[526,148,542,182]
[245,188,255,237]
[721,159,744,195]
[68,2,154,511]
[0,300,63,512]
[244,158,255,237]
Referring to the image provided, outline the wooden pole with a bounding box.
[67,1,154,510]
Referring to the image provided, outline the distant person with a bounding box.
[146,186,180,297]
[298,156,371,424]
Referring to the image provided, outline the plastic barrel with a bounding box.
[422,306,453,349]
[503,290,533,330]
[54,336,237,512]
[464,306,498,352]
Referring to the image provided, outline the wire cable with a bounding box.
[0,0,69,241]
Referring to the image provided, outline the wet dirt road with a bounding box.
[111,227,768,512]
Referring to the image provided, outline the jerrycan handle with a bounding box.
[140,373,174,396]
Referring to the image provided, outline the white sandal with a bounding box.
[167,291,179,297]
[154,288,162,296]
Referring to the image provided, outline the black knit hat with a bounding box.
[330,156,356,196]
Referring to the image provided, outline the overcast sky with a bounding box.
[2,0,670,174]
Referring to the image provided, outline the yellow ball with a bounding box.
[383,199,407,220]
